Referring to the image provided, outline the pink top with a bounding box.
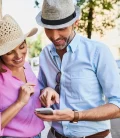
[0,62,44,137]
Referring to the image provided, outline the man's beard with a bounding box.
[53,30,75,51]
[55,43,67,50]
[54,35,71,50]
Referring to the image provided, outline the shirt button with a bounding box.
[65,126,68,129]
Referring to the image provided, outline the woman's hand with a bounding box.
[17,83,35,106]
[40,87,59,107]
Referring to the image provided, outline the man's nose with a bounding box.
[51,30,60,40]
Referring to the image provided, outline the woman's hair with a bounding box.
[0,57,7,73]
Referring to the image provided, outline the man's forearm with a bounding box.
[79,103,120,121]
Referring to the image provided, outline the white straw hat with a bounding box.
[36,0,80,29]
[0,14,38,56]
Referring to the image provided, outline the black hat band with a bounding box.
[41,11,76,26]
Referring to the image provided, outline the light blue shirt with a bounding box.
[38,34,120,137]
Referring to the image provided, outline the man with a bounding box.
[35,0,120,138]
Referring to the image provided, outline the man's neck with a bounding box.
[56,48,67,61]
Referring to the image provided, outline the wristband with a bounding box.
[70,110,79,123]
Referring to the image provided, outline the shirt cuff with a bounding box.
[108,100,120,108]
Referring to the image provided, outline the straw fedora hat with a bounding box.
[36,0,80,29]
[0,14,38,56]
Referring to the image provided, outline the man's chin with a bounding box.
[55,45,67,50]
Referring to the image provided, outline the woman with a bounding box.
[0,15,44,137]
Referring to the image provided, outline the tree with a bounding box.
[27,34,42,58]
[34,0,43,8]
[77,0,120,38]
[34,0,40,8]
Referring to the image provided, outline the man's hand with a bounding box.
[35,108,74,122]
[40,87,59,107]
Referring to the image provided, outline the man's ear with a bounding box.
[74,20,79,27]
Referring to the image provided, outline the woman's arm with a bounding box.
[1,101,25,129]
[1,83,35,129]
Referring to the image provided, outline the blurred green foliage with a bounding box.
[26,34,42,58]
[77,0,120,38]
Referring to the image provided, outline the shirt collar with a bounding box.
[50,45,59,57]
[68,33,79,53]
[2,63,27,75]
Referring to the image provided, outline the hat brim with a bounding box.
[0,28,38,56]
[36,6,80,29]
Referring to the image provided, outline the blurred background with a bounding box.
[1,0,120,137]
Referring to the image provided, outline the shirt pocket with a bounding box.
[65,70,100,103]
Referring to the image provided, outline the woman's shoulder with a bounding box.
[24,61,31,68]
[24,61,38,80]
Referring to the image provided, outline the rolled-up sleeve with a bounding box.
[94,44,120,108]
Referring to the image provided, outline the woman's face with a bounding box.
[1,41,27,70]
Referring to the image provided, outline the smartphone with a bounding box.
[35,108,53,115]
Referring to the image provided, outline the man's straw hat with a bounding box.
[36,0,80,29]
[0,14,38,56]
